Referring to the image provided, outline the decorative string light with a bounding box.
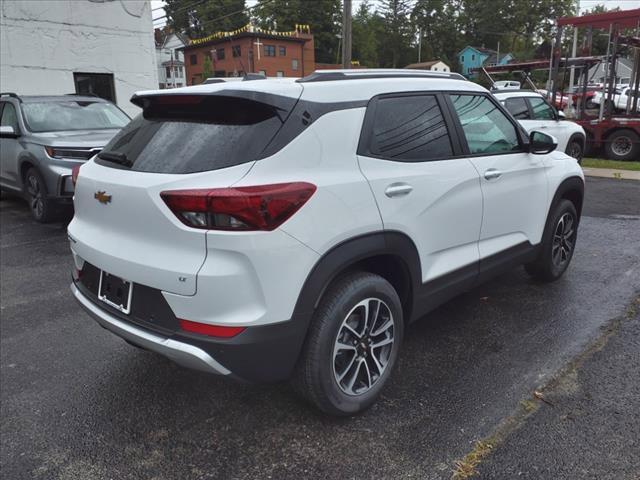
[190,24,311,46]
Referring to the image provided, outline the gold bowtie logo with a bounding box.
[94,191,112,204]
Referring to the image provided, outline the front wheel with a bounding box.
[525,199,578,282]
[566,137,584,163]
[24,168,57,223]
[292,272,404,416]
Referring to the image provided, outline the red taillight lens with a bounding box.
[179,319,246,338]
[160,182,316,231]
[71,165,81,186]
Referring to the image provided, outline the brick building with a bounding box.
[182,25,315,84]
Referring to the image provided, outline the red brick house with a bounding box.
[182,25,315,84]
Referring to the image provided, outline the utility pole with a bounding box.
[418,28,422,63]
[342,0,352,69]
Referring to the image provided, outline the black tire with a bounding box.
[525,199,578,282]
[292,272,404,416]
[604,129,640,161]
[565,136,584,163]
[23,167,57,223]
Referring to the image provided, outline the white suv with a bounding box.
[69,70,584,415]
[493,90,587,162]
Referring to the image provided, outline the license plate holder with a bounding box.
[98,271,133,314]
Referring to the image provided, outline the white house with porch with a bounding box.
[155,29,188,89]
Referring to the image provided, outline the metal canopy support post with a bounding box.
[599,23,613,122]
[551,26,564,107]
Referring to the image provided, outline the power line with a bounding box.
[152,0,207,23]
[182,0,276,32]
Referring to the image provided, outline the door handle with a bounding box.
[484,169,502,180]
[385,183,413,198]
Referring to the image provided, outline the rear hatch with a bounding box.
[68,84,302,296]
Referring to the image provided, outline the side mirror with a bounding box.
[529,130,557,155]
[0,125,19,138]
[557,110,566,120]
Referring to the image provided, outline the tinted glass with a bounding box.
[1,103,18,130]
[368,95,453,161]
[98,96,283,174]
[21,101,129,132]
[450,94,520,154]
[528,97,555,120]
[504,97,530,119]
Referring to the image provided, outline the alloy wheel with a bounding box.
[332,298,395,396]
[552,212,576,268]
[26,174,44,219]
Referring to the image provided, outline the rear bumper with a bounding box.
[71,282,231,375]
[71,279,310,382]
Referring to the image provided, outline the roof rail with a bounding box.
[0,92,21,101]
[64,92,101,98]
[243,73,266,81]
[297,69,466,83]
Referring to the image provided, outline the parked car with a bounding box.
[69,70,584,416]
[494,90,587,162]
[592,85,639,112]
[0,93,129,221]
[491,80,521,91]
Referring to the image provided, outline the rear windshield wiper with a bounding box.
[98,151,132,167]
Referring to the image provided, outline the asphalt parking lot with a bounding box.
[1,177,639,480]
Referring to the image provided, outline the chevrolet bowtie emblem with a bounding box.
[94,191,112,204]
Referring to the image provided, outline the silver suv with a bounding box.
[0,93,129,222]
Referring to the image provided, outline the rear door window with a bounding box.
[98,95,286,174]
[361,94,454,161]
[504,97,530,120]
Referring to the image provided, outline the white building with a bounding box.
[0,0,158,117]
[155,29,188,89]
[405,60,451,73]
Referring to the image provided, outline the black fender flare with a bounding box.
[549,176,585,220]
[285,231,421,364]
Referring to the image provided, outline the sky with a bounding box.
[150,0,640,29]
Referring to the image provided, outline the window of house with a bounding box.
[449,94,521,154]
[363,94,453,161]
[504,97,530,120]
[264,45,276,57]
[292,59,299,71]
[276,71,284,77]
[73,72,116,103]
[165,66,171,78]
[259,70,266,76]
[190,54,197,65]
[279,46,286,56]
[461,56,464,62]
[472,54,475,61]
[528,97,555,120]
[232,45,241,57]
[217,48,225,60]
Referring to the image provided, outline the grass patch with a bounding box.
[452,441,494,480]
[582,158,640,171]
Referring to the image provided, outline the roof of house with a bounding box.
[404,60,447,69]
[154,28,189,48]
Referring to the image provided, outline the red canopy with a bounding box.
[557,8,640,29]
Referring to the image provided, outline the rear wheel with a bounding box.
[24,168,57,223]
[292,272,404,416]
[525,199,578,282]
[604,129,639,161]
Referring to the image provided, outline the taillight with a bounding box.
[160,182,316,231]
[179,319,246,338]
[71,165,81,186]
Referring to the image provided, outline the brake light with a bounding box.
[179,319,246,338]
[71,165,81,186]
[160,182,316,231]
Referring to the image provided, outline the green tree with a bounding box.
[164,0,248,38]
[412,0,464,68]
[202,54,213,81]
[379,0,413,67]
[253,0,342,64]
[352,1,384,67]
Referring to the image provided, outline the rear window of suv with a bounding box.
[97,95,285,174]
